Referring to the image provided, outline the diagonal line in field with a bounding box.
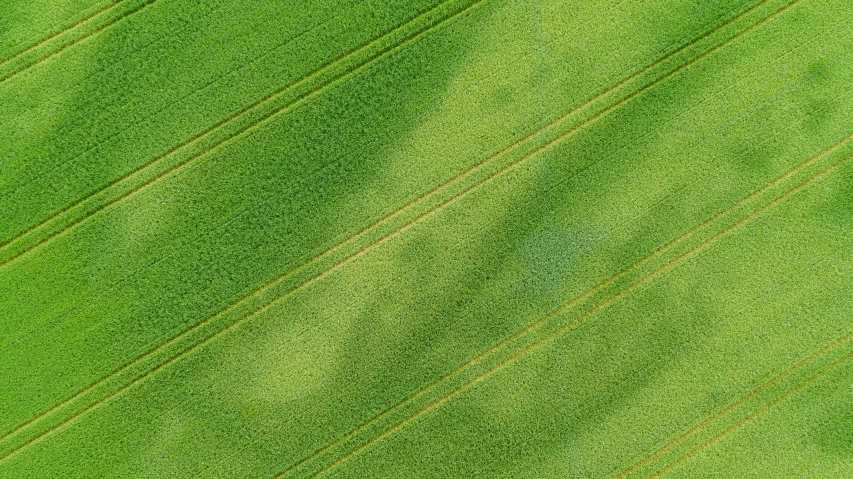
[0,0,157,85]
[0,0,373,233]
[612,282,853,478]
[0,0,479,269]
[0,1,224,197]
[648,346,853,478]
[306,147,853,479]
[0,1,124,69]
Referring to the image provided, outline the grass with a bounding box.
[1,0,852,477]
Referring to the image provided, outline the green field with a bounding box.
[1,0,853,477]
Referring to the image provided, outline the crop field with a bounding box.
[1,0,853,477]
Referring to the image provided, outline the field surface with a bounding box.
[1,0,853,477]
